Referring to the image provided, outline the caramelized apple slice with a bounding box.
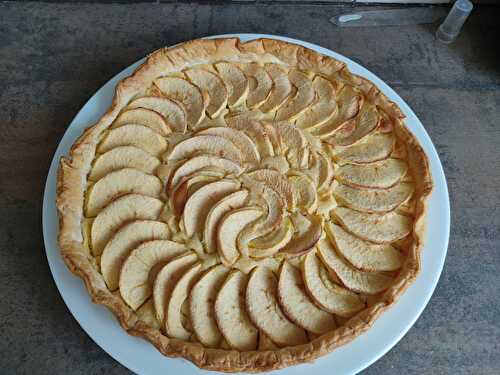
[248,217,293,258]
[185,68,228,118]
[247,168,294,208]
[182,179,240,237]
[225,115,275,158]
[288,173,318,214]
[317,239,394,294]
[336,158,408,189]
[85,168,162,217]
[153,252,198,324]
[302,252,364,316]
[113,107,171,136]
[310,86,362,139]
[332,133,395,164]
[333,182,414,213]
[278,261,336,334]
[217,207,263,265]
[164,262,203,339]
[275,70,315,121]
[127,96,187,133]
[214,62,249,108]
[198,127,260,164]
[260,64,293,112]
[241,63,273,109]
[98,124,167,157]
[327,104,379,146]
[154,76,205,127]
[214,270,258,351]
[297,76,338,129]
[91,194,164,256]
[281,213,322,258]
[119,240,187,310]
[190,265,230,347]
[332,207,412,244]
[169,155,243,191]
[203,190,249,253]
[101,220,170,290]
[89,146,160,182]
[246,267,308,346]
[325,223,403,271]
[168,135,243,164]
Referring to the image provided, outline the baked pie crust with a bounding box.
[56,37,432,372]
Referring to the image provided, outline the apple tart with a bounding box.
[57,37,432,372]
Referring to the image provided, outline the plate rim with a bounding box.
[42,33,450,375]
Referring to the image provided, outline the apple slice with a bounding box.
[237,184,286,256]
[258,332,278,350]
[100,220,170,290]
[113,108,171,136]
[332,207,412,244]
[260,64,293,113]
[297,76,338,130]
[97,124,167,157]
[248,217,294,258]
[182,179,240,237]
[260,121,281,154]
[217,207,263,265]
[240,63,273,109]
[247,169,294,208]
[288,173,318,213]
[332,133,395,164]
[185,68,228,118]
[168,155,243,192]
[225,116,275,158]
[214,270,258,351]
[171,174,222,217]
[333,182,414,213]
[274,121,308,151]
[301,151,321,187]
[317,239,394,294]
[327,104,380,146]
[154,77,205,127]
[286,147,310,169]
[198,127,260,164]
[127,96,187,133]
[89,146,160,182]
[246,267,308,346]
[316,192,338,216]
[153,252,198,324]
[281,213,322,257]
[164,262,203,340]
[91,194,164,256]
[119,240,187,310]
[302,252,364,316]
[325,223,403,272]
[189,265,230,347]
[275,69,315,121]
[214,62,249,108]
[336,158,408,189]
[136,299,161,330]
[310,86,362,139]
[203,190,249,253]
[167,135,243,164]
[278,261,336,334]
[85,168,162,217]
[316,151,334,193]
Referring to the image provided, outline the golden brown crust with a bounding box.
[56,37,433,372]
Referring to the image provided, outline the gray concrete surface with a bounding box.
[1,2,499,374]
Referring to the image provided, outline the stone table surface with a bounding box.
[1,2,499,374]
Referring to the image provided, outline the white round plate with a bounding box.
[43,34,450,375]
